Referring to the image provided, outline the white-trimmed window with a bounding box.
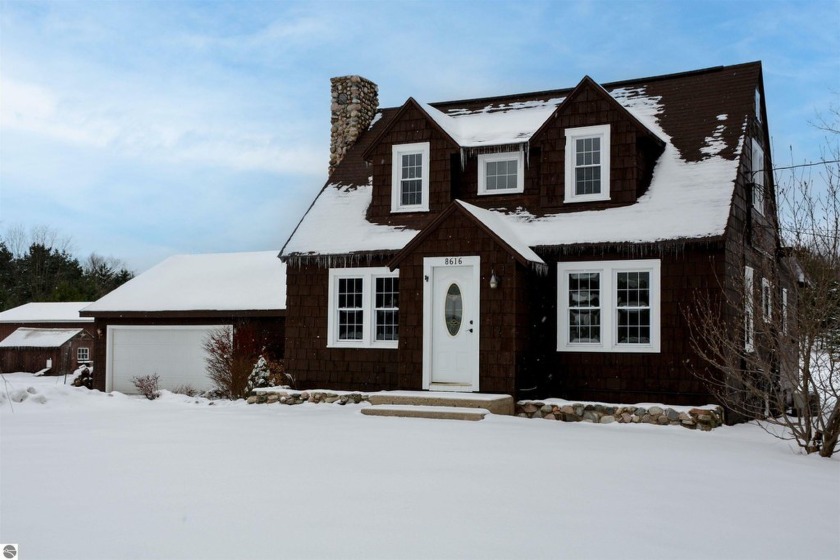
[557,259,660,353]
[564,124,611,203]
[752,139,765,215]
[755,88,762,123]
[391,142,430,213]
[328,267,399,348]
[77,347,90,362]
[761,277,772,322]
[745,266,755,352]
[478,151,524,195]
[782,287,789,335]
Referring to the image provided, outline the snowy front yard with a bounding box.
[1,373,838,560]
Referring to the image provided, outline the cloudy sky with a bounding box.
[1,0,838,272]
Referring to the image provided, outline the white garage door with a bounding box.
[107,325,226,393]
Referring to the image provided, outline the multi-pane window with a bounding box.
[400,153,423,206]
[558,259,660,353]
[568,272,601,343]
[478,152,524,194]
[745,266,755,352]
[77,347,90,361]
[375,277,399,341]
[782,288,789,335]
[575,137,601,195]
[565,125,610,203]
[328,268,399,348]
[761,277,772,323]
[391,143,429,212]
[616,271,651,344]
[752,140,765,215]
[337,278,364,341]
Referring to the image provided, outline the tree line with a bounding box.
[0,226,134,311]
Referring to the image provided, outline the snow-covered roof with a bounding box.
[0,302,93,324]
[0,327,83,348]
[82,251,286,314]
[282,183,417,257]
[456,201,545,266]
[420,98,564,147]
[282,63,758,260]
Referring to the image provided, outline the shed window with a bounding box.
[564,124,611,203]
[77,347,90,362]
[328,267,399,348]
[478,151,524,194]
[391,143,430,213]
[558,259,660,353]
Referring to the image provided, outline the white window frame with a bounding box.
[391,142,430,213]
[557,259,660,353]
[564,124,611,203]
[755,88,762,123]
[782,287,789,335]
[77,347,90,362]
[752,139,765,215]
[327,267,399,349]
[761,277,772,323]
[477,151,524,195]
[745,266,755,352]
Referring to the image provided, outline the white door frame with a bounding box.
[422,256,480,391]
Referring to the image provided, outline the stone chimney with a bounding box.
[329,75,378,176]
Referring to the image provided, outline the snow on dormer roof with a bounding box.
[282,63,760,261]
[418,97,564,148]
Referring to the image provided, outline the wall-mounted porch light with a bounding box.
[489,269,500,289]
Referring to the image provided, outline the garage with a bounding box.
[107,325,224,393]
[81,251,287,394]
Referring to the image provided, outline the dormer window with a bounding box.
[478,151,524,195]
[391,142,430,213]
[751,139,765,215]
[564,124,611,203]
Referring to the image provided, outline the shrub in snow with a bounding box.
[172,384,198,397]
[247,356,274,392]
[132,374,160,400]
[204,326,253,399]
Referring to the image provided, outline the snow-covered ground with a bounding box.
[1,372,838,560]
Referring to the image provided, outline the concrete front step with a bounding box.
[361,404,490,421]
[368,390,514,415]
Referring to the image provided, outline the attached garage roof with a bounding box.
[82,251,286,316]
[0,302,93,323]
[0,327,83,348]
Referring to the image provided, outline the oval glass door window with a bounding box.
[445,283,463,336]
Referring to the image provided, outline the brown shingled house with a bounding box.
[279,62,791,406]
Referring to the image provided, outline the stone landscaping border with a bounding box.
[516,401,724,430]
[247,389,369,406]
[247,389,725,431]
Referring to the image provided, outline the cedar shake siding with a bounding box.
[548,246,725,405]
[281,62,783,408]
[285,257,400,391]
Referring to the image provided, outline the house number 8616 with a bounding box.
[444,257,463,265]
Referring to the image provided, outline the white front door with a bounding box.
[423,256,480,391]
